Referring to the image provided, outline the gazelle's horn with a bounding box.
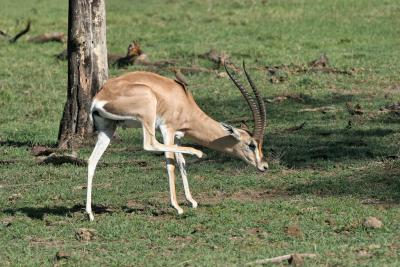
[242,61,266,144]
[224,63,263,141]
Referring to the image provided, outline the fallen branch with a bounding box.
[265,96,288,103]
[245,253,317,266]
[31,145,56,156]
[300,106,337,113]
[28,32,65,43]
[9,21,31,43]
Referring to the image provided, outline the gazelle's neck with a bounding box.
[184,110,235,154]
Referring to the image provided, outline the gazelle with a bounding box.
[86,62,268,221]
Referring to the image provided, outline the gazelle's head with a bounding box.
[223,62,269,172]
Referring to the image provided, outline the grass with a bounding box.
[1,0,400,266]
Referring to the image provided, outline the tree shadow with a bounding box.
[285,163,400,203]
[0,139,57,148]
[268,127,396,168]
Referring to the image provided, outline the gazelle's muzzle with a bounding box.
[257,160,269,172]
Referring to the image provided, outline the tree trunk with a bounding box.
[58,0,108,149]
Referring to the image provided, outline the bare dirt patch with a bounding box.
[28,237,65,247]
[196,188,289,205]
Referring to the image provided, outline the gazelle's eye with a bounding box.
[248,143,256,151]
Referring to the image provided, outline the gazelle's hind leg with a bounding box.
[175,152,198,208]
[86,116,116,221]
[160,127,183,214]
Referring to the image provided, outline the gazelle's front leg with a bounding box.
[161,127,184,214]
[175,152,198,208]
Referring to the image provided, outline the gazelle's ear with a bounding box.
[240,122,249,132]
[221,122,241,141]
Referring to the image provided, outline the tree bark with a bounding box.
[58,0,108,149]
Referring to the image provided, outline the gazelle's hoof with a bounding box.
[86,212,95,221]
[172,205,184,215]
[190,200,198,208]
[194,150,203,158]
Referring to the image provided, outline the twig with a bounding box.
[245,253,317,266]
[177,260,192,266]
[9,21,31,43]
[300,106,337,113]
[284,122,306,133]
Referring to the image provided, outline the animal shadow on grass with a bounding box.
[2,204,113,220]
[2,202,176,220]
[286,165,400,203]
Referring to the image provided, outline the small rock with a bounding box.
[363,217,383,229]
[289,254,304,266]
[356,250,372,258]
[1,218,13,227]
[75,228,96,241]
[217,72,228,78]
[55,251,71,260]
[8,193,22,202]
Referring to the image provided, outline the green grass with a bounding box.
[1,0,400,266]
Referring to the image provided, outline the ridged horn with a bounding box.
[224,63,264,141]
[242,61,266,144]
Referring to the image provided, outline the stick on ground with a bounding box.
[245,253,317,266]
